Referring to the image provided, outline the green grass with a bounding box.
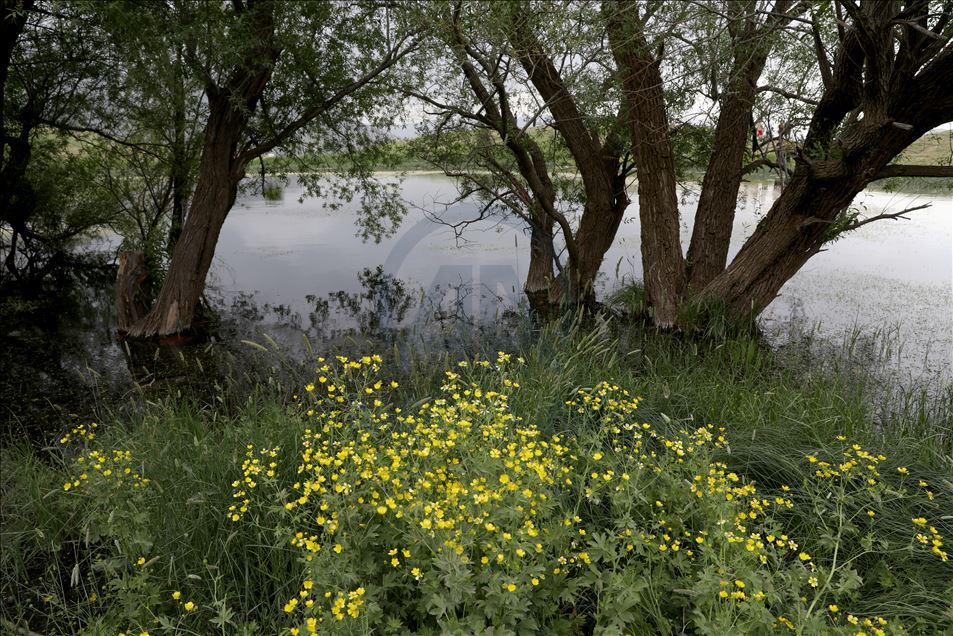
[895,133,953,166]
[1,317,951,633]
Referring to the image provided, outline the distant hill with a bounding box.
[895,131,952,166]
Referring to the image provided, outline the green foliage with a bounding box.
[2,324,950,634]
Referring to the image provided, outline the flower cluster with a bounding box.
[221,355,923,633]
[56,354,946,634]
[59,421,98,444]
[62,448,150,492]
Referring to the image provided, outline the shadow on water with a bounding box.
[0,258,529,444]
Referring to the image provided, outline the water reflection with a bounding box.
[2,174,949,440]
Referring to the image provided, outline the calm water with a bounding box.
[2,174,950,438]
[213,175,952,379]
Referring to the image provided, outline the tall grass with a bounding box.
[2,316,950,633]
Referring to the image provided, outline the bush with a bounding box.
[12,353,947,635]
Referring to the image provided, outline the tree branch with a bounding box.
[839,202,932,232]
[757,84,821,105]
[872,164,953,179]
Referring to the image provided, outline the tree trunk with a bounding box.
[561,193,629,306]
[125,0,277,338]
[701,173,859,317]
[607,5,684,327]
[125,159,240,336]
[686,0,777,291]
[126,101,245,337]
[686,74,762,290]
[524,210,555,314]
[116,250,151,333]
[510,10,629,309]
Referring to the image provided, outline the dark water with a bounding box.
[2,175,950,440]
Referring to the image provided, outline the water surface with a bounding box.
[215,175,952,381]
[3,174,950,438]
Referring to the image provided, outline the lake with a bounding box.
[2,173,950,438]
[213,174,952,381]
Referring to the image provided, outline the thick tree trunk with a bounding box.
[701,172,861,317]
[686,0,778,290]
[632,146,683,327]
[125,0,277,338]
[524,211,555,314]
[686,78,762,290]
[126,160,240,336]
[607,6,684,327]
[510,11,629,309]
[563,194,629,305]
[126,101,245,337]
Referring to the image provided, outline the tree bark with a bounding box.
[524,210,555,314]
[126,103,245,337]
[687,26,763,287]
[606,2,684,327]
[686,0,797,290]
[704,1,953,319]
[510,10,629,307]
[116,250,151,333]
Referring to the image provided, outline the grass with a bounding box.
[895,132,953,167]
[1,316,951,634]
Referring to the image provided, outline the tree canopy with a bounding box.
[2,0,951,333]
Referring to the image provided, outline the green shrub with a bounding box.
[22,354,947,635]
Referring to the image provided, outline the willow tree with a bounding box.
[606,0,953,326]
[109,0,416,337]
[1,0,121,280]
[408,1,632,311]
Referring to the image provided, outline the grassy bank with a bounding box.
[1,319,951,635]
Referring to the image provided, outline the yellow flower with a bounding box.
[183,601,196,612]
[172,591,181,600]
[897,467,909,474]
[136,557,146,566]
[504,583,516,592]
[592,452,603,461]
[828,604,839,613]
[798,552,811,561]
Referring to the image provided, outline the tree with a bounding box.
[408,0,633,311]
[607,0,953,326]
[1,0,120,281]
[111,0,417,337]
